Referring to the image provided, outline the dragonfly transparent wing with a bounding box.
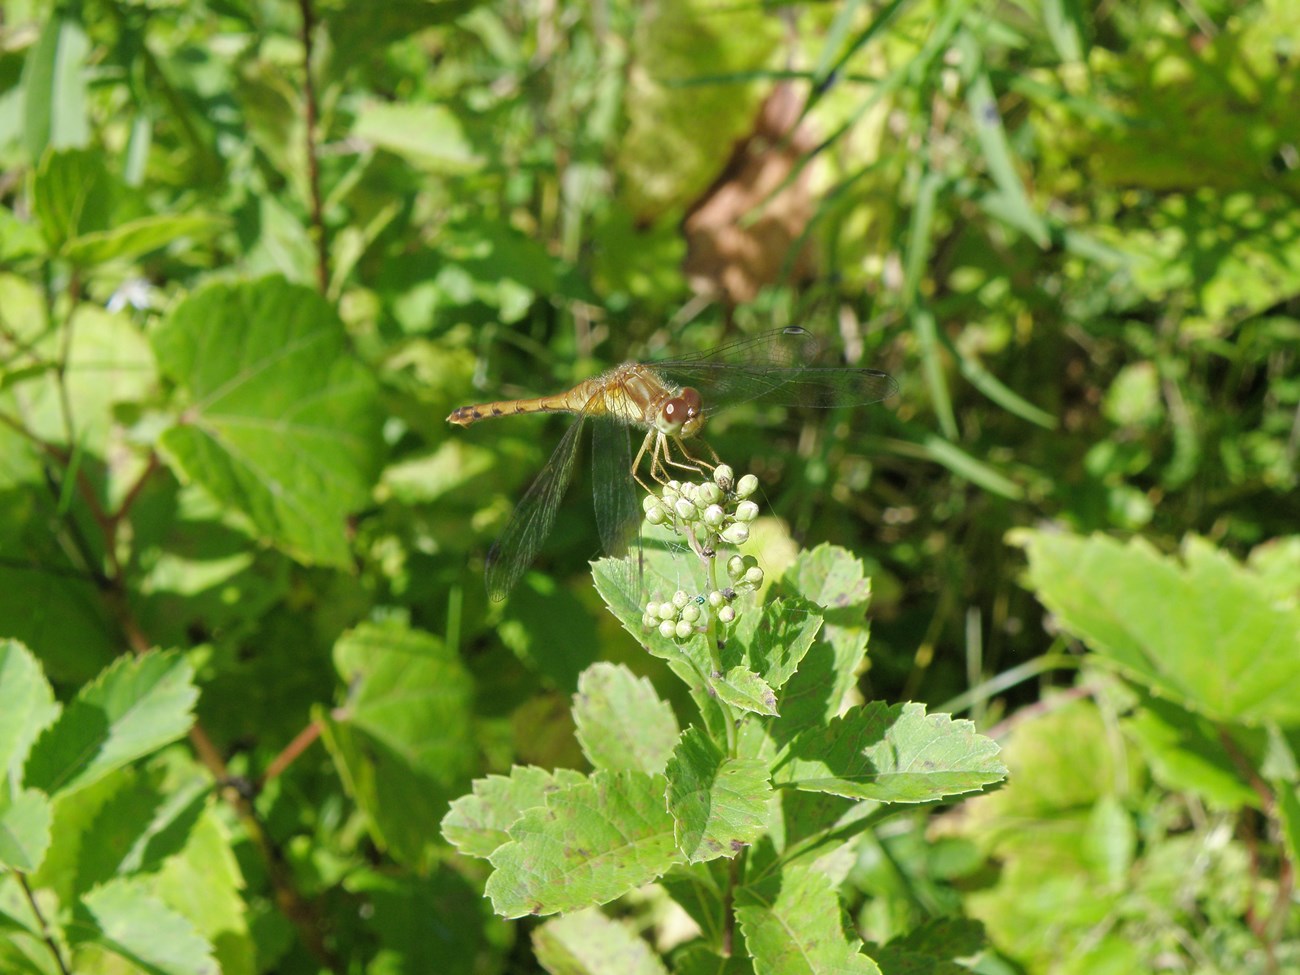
[653,326,898,410]
[484,403,593,601]
[591,416,641,559]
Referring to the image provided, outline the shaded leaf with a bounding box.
[666,728,769,863]
[24,652,197,797]
[736,865,880,975]
[773,702,1005,802]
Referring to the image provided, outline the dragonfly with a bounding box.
[447,326,898,601]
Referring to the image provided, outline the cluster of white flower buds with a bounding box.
[638,462,767,641]
[640,554,767,642]
[642,464,761,549]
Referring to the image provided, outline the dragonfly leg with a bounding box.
[665,437,717,474]
[631,430,662,493]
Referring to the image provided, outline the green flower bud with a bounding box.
[674,619,694,640]
[735,500,759,522]
[720,522,750,544]
[713,465,735,491]
[736,474,759,498]
[658,620,677,639]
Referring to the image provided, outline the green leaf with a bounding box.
[63,212,229,266]
[21,14,90,157]
[30,147,115,252]
[154,807,256,975]
[321,621,475,867]
[573,663,680,774]
[442,766,587,860]
[500,574,599,693]
[592,555,714,685]
[345,868,506,975]
[777,545,872,621]
[532,908,670,975]
[0,789,52,872]
[1016,531,1300,725]
[1124,697,1258,809]
[666,728,770,863]
[772,702,1006,802]
[672,945,755,975]
[486,770,684,918]
[73,877,215,975]
[152,276,383,567]
[710,667,778,717]
[354,102,482,173]
[729,598,822,691]
[24,652,197,797]
[736,865,881,975]
[0,640,59,779]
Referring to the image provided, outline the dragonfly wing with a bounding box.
[654,326,898,410]
[590,417,641,558]
[485,408,590,601]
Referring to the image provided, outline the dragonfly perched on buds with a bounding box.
[447,327,897,600]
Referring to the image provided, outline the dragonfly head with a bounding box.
[657,387,704,438]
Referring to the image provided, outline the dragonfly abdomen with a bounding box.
[446,381,606,426]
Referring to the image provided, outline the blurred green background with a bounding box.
[1,0,1297,971]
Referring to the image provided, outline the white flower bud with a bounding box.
[718,605,736,623]
[646,504,667,525]
[680,603,700,623]
[674,619,694,640]
[713,465,735,491]
[672,590,690,609]
[659,620,677,639]
[744,565,764,587]
[727,555,745,579]
[735,500,759,522]
[674,499,696,521]
[703,504,725,527]
[657,602,677,621]
[642,494,659,514]
[720,522,750,545]
[698,482,722,505]
[736,474,759,498]
[708,589,726,608]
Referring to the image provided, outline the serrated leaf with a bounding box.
[152,276,383,567]
[486,770,683,918]
[442,766,588,859]
[736,865,880,975]
[24,652,197,798]
[532,908,670,975]
[0,640,59,779]
[154,808,256,975]
[729,598,822,691]
[322,621,475,867]
[1016,531,1300,725]
[73,877,215,975]
[666,728,769,863]
[773,702,1005,802]
[573,663,680,774]
[710,667,778,717]
[0,790,52,872]
[778,545,873,621]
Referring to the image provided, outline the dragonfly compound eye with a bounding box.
[660,387,704,436]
